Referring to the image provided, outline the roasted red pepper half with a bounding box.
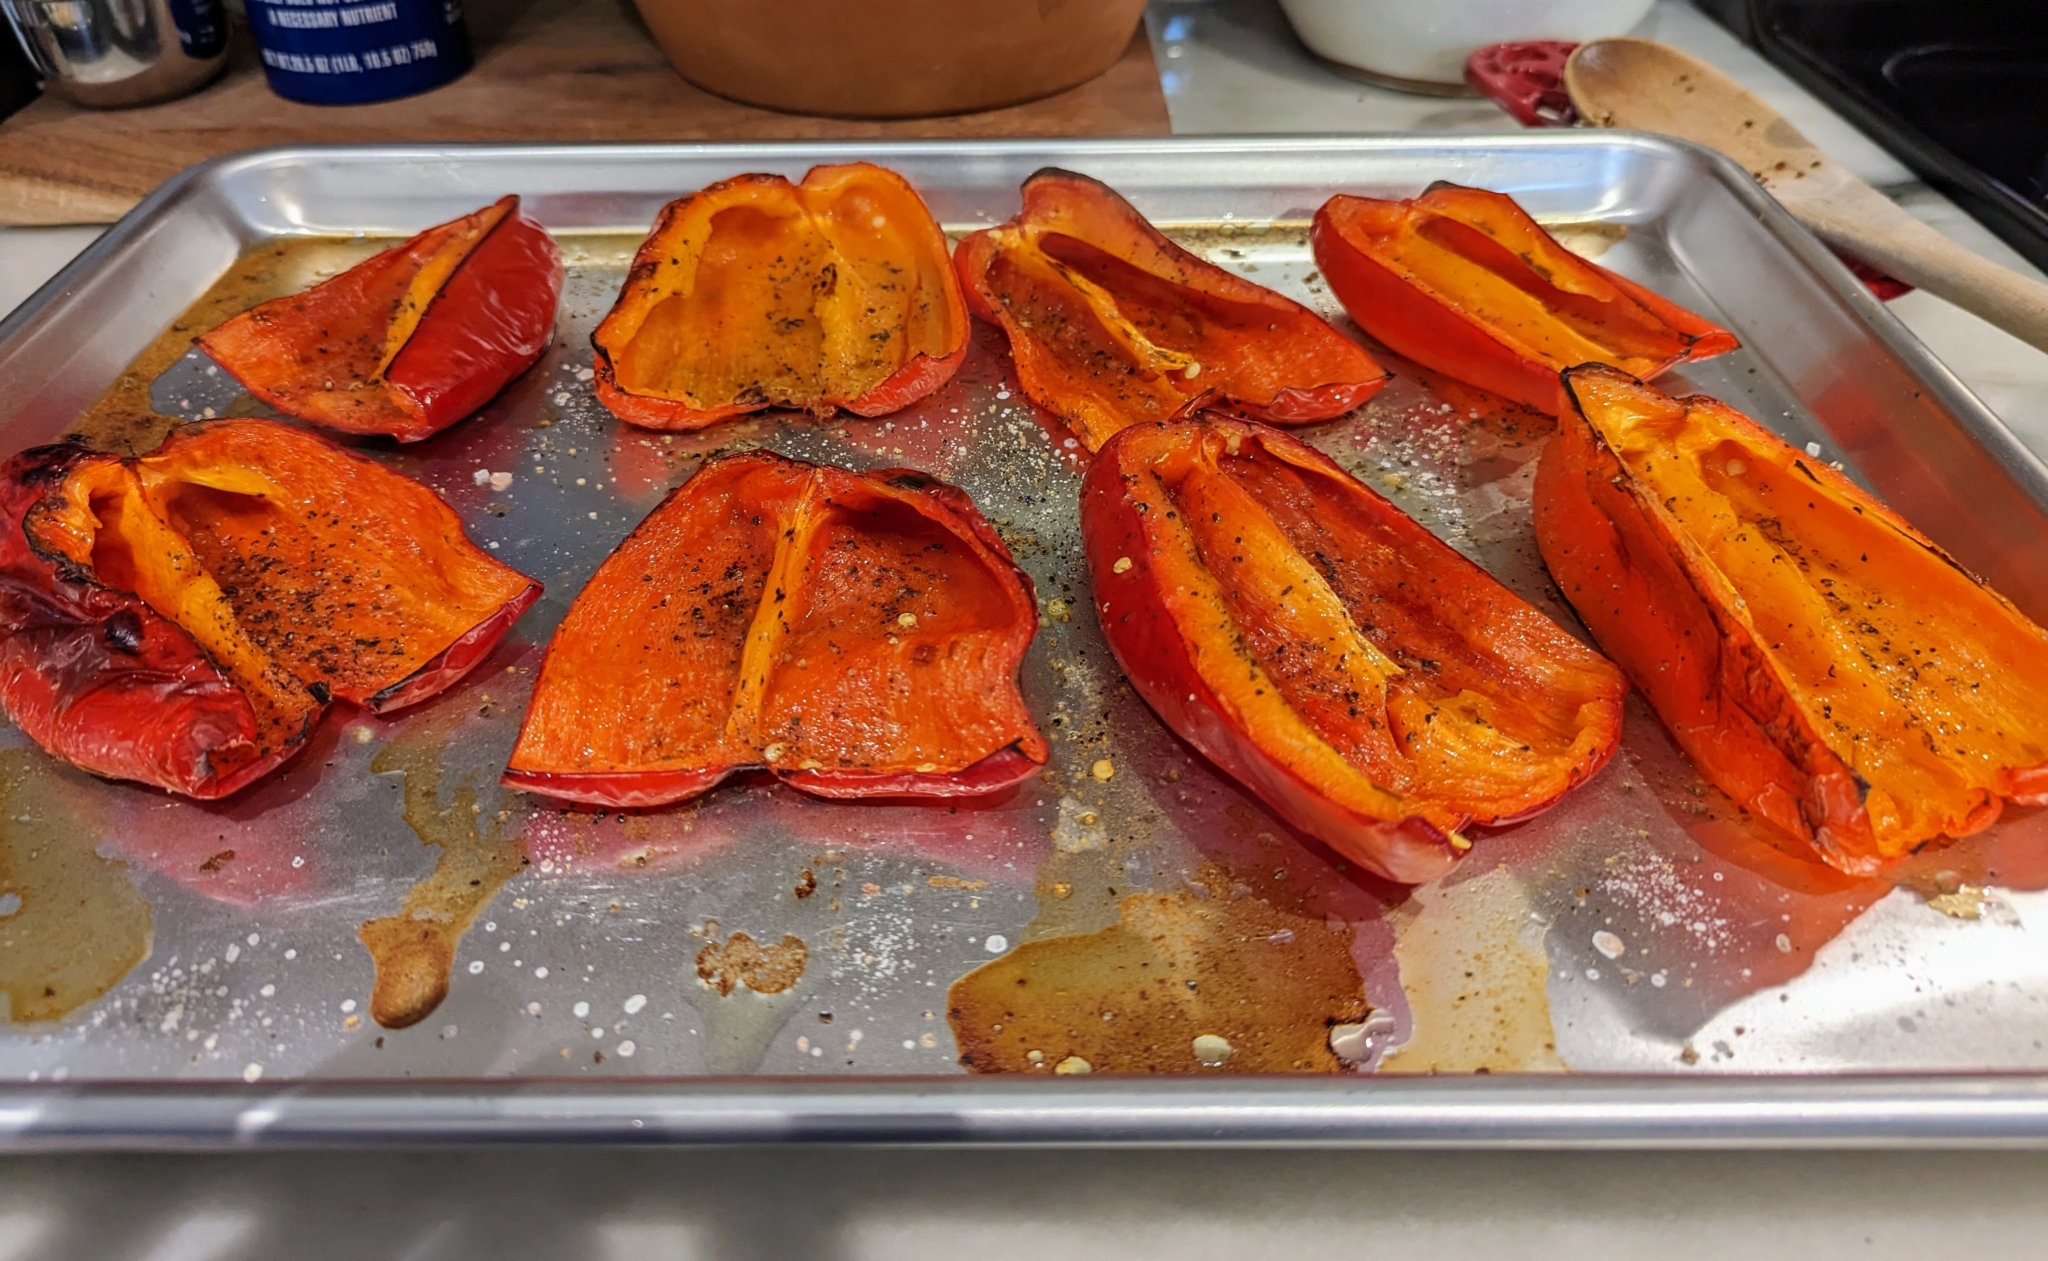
[1535,364,2048,873]
[503,450,1048,807]
[199,196,563,442]
[955,168,1389,452]
[0,420,542,798]
[1311,183,1738,414]
[591,162,969,431]
[1082,415,1626,883]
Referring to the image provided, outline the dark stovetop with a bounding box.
[1699,0,2048,272]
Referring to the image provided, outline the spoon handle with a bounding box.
[1792,183,2048,355]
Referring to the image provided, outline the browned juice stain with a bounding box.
[1158,221,1309,265]
[67,237,387,454]
[948,865,1367,1074]
[0,751,153,1023]
[1382,865,1564,1073]
[696,931,809,997]
[358,722,527,1030]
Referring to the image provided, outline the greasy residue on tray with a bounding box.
[948,865,1368,1073]
[358,712,527,1029]
[66,236,386,455]
[0,751,153,1023]
[1382,864,1563,1072]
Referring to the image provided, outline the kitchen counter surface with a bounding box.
[0,0,1173,224]
[4,3,2047,1256]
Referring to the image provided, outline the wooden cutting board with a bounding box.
[0,0,1170,225]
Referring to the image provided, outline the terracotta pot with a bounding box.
[632,0,1150,119]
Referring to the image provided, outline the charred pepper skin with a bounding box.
[1535,364,2048,874]
[200,195,563,442]
[503,451,1047,808]
[591,163,969,431]
[1082,414,1625,884]
[0,421,541,799]
[955,167,1388,452]
[0,443,282,797]
[1312,183,1737,414]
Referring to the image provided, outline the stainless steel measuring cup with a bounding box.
[3,0,228,107]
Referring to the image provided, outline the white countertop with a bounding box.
[3,1143,2048,1259]
[4,4,2047,1256]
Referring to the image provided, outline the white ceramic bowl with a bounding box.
[1277,0,1656,91]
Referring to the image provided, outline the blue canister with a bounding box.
[246,0,472,105]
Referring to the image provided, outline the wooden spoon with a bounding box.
[1563,37,2048,355]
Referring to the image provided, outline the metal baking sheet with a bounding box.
[4,137,2048,1147]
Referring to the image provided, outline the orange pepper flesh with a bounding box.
[955,168,1388,452]
[1534,365,2048,873]
[1083,415,1625,883]
[0,420,540,797]
[592,163,969,431]
[198,196,563,442]
[503,451,1047,807]
[1312,184,1738,413]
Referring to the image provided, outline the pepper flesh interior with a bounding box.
[28,420,539,762]
[1101,419,1624,840]
[1312,184,1736,411]
[594,163,967,427]
[1538,366,2048,870]
[505,451,1046,804]
[956,168,1387,451]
